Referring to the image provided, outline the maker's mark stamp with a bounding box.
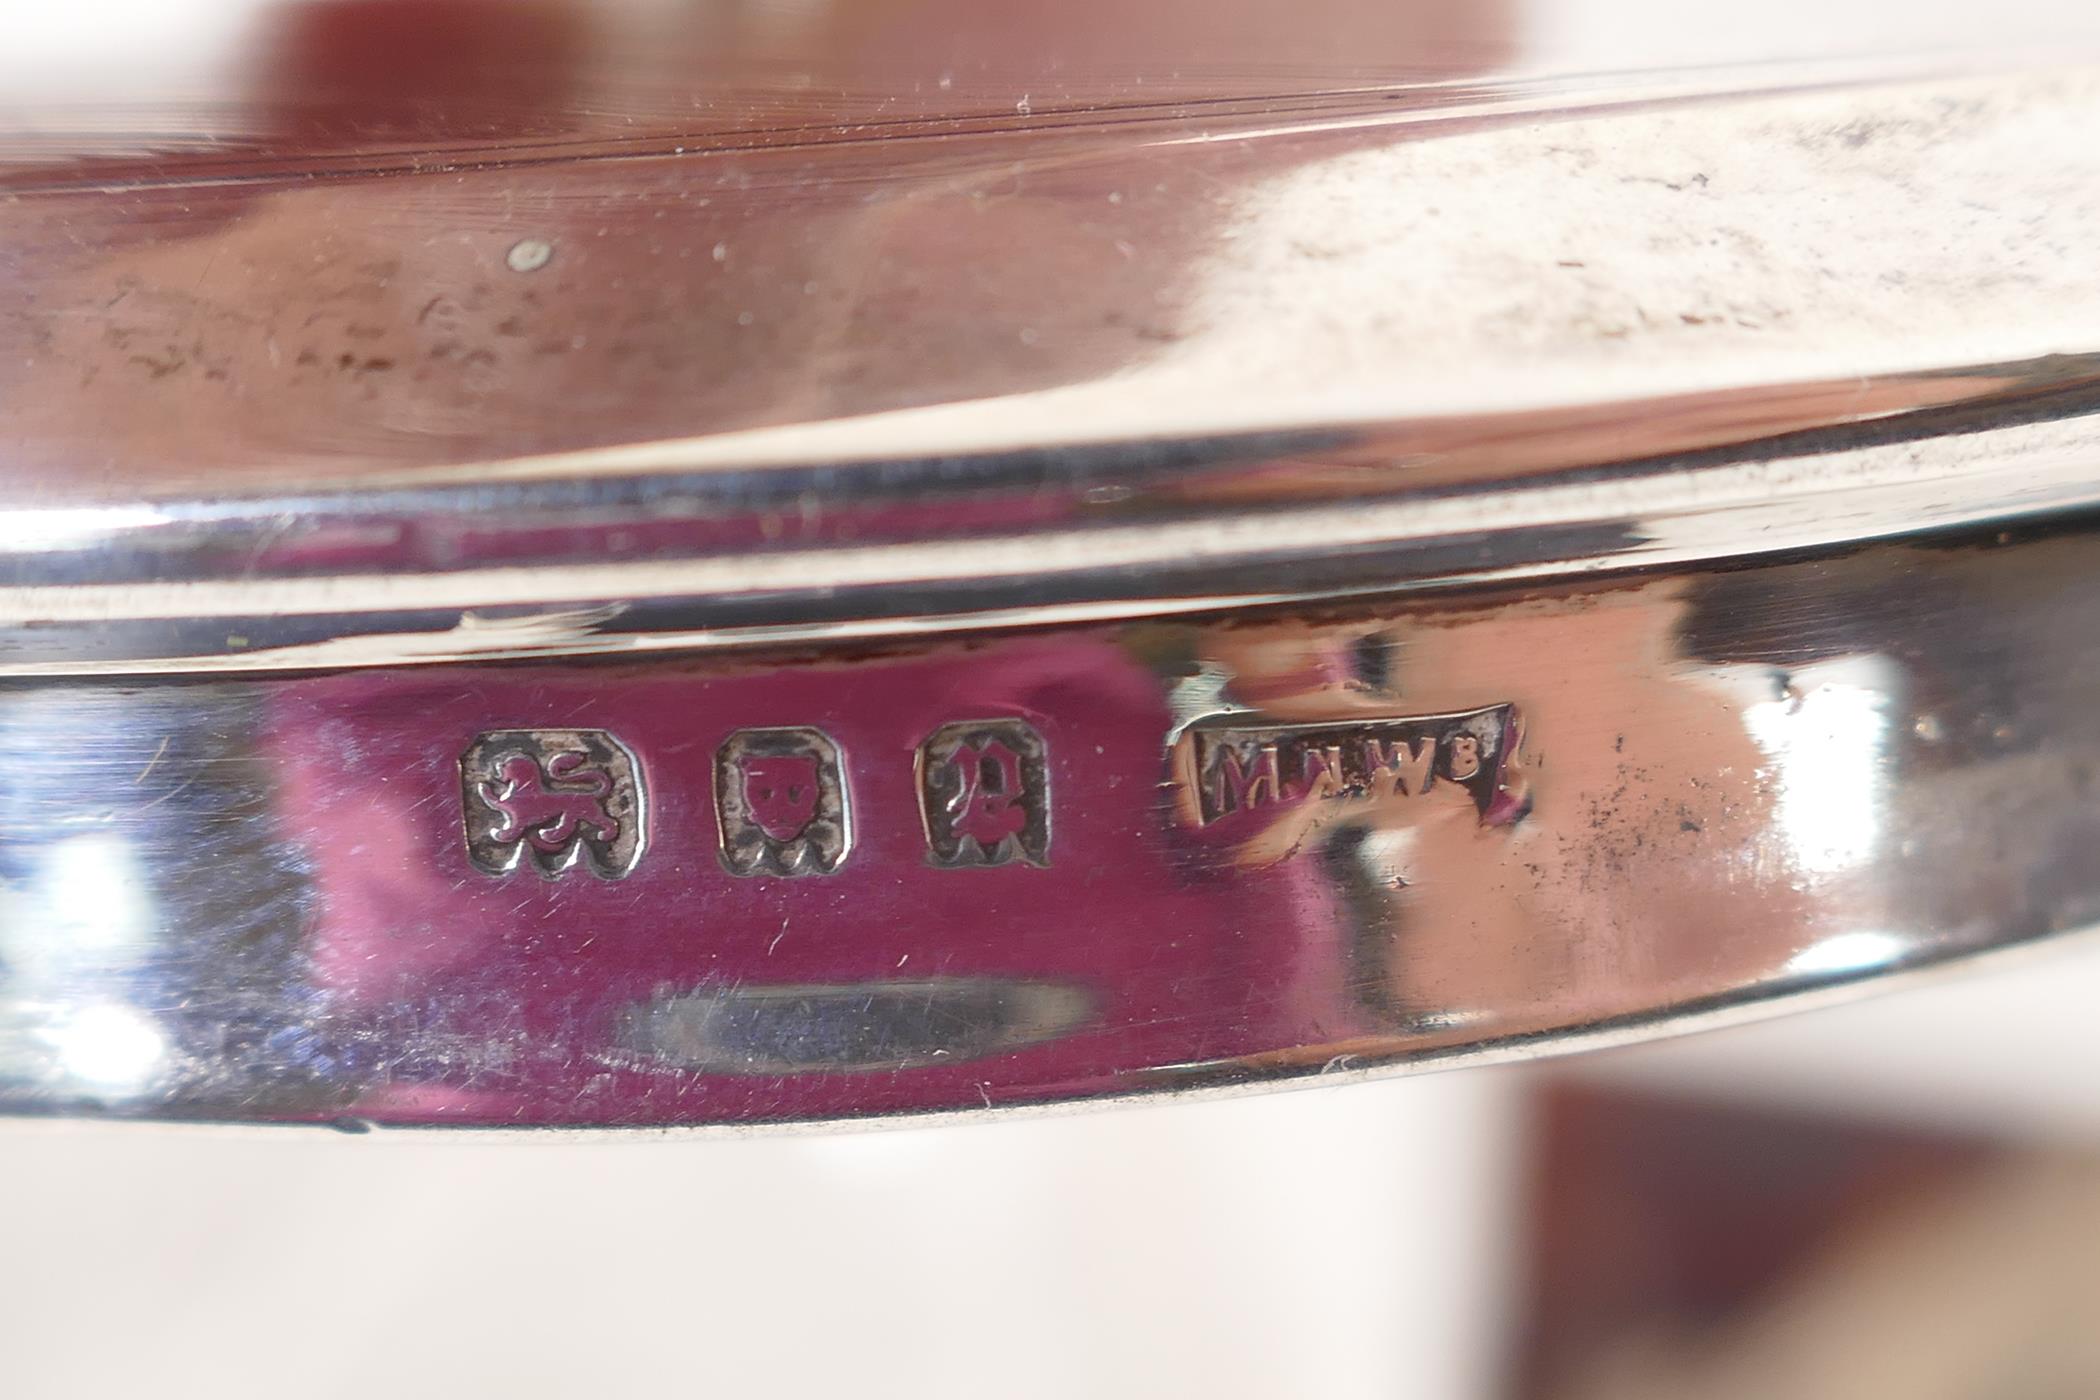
[461,729,646,879]
[715,727,852,877]
[1173,703,1527,830]
[917,719,1051,868]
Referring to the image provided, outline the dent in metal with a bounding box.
[615,979,1095,1075]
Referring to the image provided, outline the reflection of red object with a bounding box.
[741,753,821,842]
[261,634,1329,1126]
[1515,1085,2001,1400]
[258,0,587,145]
[946,740,1027,848]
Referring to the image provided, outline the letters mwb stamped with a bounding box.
[1171,703,1527,830]
[461,729,646,879]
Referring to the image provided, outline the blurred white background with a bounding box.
[5,935,2098,1400]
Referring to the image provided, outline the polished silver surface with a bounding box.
[4,14,2100,673]
[0,524,2094,1126]
[6,0,2100,1127]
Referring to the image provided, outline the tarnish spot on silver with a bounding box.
[505,238,554,273]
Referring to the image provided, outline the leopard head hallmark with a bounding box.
[917,719,1052,868]
[461,729,646,879]
[715,727,852,877]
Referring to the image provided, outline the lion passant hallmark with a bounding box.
[1171,703,1528,831]
[461,729,646,879]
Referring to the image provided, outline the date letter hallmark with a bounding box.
[917,720,1052,868]
[460,729,646,879]
[715,727,853,877]
[1170,703,1530,845]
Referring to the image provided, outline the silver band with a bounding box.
[1,522,2093,1125]
[6,14,2100,1126]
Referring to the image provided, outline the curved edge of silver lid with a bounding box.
[6,61,2100,673]
[3,364,2097,675]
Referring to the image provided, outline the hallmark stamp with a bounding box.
[715,727,852,877]
[1172,703,1527,829]
[917,719,1051,868]
[461,729,645,879]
